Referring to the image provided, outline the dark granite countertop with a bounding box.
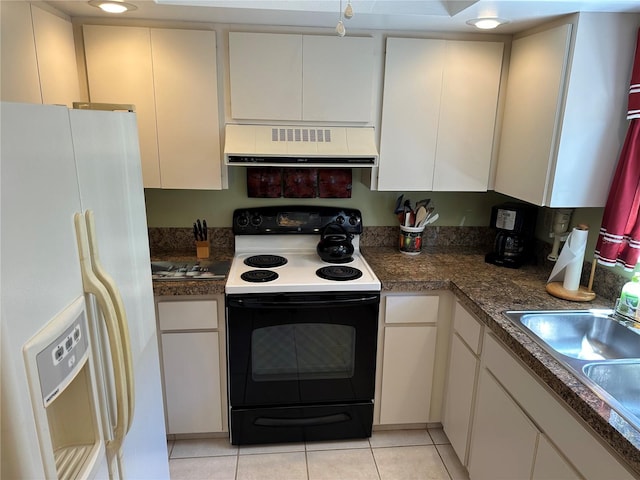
[362,246,640,476]
[152,245,640,475]
[151,249,232,296]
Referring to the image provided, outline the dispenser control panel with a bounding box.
[34,304,90,407]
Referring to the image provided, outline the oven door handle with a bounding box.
[229,295,379,308]
[254,412,351,428]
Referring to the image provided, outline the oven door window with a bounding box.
[252,323,355,382]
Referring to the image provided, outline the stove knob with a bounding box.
[349,215,359,226]
[251,215,262,226]
[336,215,345,225]
[236,213,250,227]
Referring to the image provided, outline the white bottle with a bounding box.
[616,272,640,320]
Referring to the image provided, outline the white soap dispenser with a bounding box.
[616,272,640,321]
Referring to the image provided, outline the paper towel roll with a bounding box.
[547,227,589,291]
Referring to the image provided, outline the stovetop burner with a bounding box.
[316,266,363,282]
[227,207,380,294]
[244,255,288,269]
[241,270,279,283]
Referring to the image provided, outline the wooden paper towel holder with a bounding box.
[546,224,596,302]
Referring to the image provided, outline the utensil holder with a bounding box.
[399,225,425,255]
[195,240,210,259]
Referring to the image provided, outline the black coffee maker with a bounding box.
[485,202,537,268]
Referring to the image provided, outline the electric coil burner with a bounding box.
[316,265,363,281]
[225,206,381,446]
[240,270,279,283]
[244,255,288,268]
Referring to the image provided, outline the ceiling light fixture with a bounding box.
[336,0,346,37]
[466,17,509,30]
[344,0,353,20]
[336,0,354,37]
[88,0,137,14]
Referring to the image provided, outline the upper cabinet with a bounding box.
[376,37,504,192]
[83,25,223,190]
[228,32,375,122]
[1,2,79,106]
[495,13,640,207]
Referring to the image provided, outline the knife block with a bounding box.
[195,240,210,259]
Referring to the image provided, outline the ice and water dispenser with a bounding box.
[23,297,105,479]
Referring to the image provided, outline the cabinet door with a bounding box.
[434,41,503,191]
[161,331,222,434]
[302,36,374,122]
[533,434,582,480]
[151,29,222,189]
[378,38,443,191]
[442,333,478,466]
[83,25,161,187]
[0,1,42,103]
[468,368,538,480]
[494,24,571,206]
[379,325,437,424]
[229,32,302,120]
[31,5,79,106]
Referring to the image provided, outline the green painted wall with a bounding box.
[145,168,635,279]
[144,168,514,228]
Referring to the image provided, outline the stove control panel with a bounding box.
[233,206,363,235]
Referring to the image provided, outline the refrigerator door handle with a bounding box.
[74,213,129,462]
[84,210,135,434]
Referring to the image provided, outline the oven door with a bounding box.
[226,292,379,408]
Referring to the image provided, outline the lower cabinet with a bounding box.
[376,293,452,425]
[469,368,579,479]
[442,300,484,466]
[443,301,635,479]
[467,331,633,480]
[156,296,227,435]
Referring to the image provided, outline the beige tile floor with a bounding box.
[168,428,469,480]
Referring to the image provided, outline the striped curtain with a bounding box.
[595,28,640,271]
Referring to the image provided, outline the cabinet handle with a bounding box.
[254,413,351,427]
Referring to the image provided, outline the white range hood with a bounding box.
[224,124,378,168]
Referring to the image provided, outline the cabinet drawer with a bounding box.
[453,301,482,354]
[158,300,218,331]
[385,295,439,324]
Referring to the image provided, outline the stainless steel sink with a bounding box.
[583,362,640,420]
[503,309,640,431]
[504,310,640,360]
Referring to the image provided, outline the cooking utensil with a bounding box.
[416,198,431,210]
[394,195,404,214]
[417,206,435,227]
[202,219,208,240]
[415,206,428,228]
[425,213,439,225]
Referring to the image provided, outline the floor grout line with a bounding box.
[169,429,457,480]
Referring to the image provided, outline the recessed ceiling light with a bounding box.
[466,17,509,30]
[88,0,137,13]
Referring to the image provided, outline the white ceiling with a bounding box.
[50,0,640,33]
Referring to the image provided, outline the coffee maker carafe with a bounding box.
[485,202,537,268]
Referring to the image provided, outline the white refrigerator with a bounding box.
[1,102,170,479]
